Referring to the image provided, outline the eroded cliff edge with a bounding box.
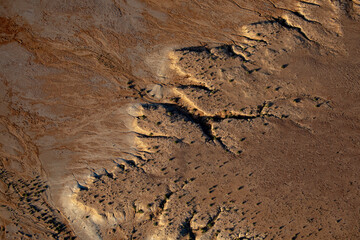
[1,0,360,239]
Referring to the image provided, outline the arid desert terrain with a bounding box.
[0,0,360,239]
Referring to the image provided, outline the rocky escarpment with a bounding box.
[1,0,360,239]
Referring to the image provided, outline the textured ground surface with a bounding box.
[0,0,360,239]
